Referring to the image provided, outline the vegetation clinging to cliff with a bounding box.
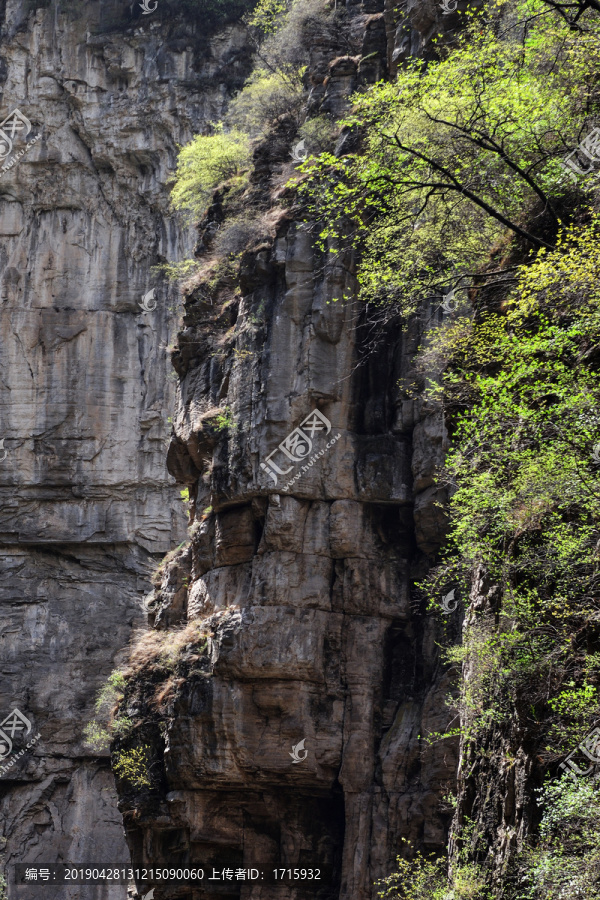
[166,0,600,895]
[298,1,600,312]
[434,218,600,753]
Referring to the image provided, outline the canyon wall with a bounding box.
[0,1,255,896]
[114,2,464,899]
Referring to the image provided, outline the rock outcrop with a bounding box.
[114,3,464,899]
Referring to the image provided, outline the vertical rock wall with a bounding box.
[0,2,255,896]
[114,3,464,899]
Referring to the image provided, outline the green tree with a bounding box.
[299,3,600,313]
[428,217,600,751]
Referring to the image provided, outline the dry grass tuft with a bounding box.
[125,621,213,678]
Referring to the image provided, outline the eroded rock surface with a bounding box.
[115,6,462,899]
[0,1,255,896]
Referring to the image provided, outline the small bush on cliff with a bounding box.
[112,746,152,790]
[246,0,287,34]
[517,776,600,899]
[171,127,251,219]
[83,670,128,752]
[377,841,491,900]
[228,67,305,136]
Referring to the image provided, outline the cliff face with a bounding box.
[114,3,463,899]
[0,1,255,895]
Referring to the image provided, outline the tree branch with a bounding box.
[390,133,556,251]
[537,0,600,27]
[422,111,560,225]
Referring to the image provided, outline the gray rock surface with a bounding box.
[114,4,461,898]
[0,0,467,897]
[0,1,255,896]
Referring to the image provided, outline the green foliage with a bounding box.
[207,406,235,431]
[154,258,201,282]
[83,670,128,753]
[246,0,287,34]
[427,218,600,751]
[171,126,251,219]
[95,671,126,713]
[298,3,600,312]
[296,115,337,156]
[376,840,491,900]
[112,746,152,790]
[83,721,111,752]
[228,67,304,136]
[516,777,600,899]
[229,0,333,137]
[547,683,598,720]
[112,716,134,739]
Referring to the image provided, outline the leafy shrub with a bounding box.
[83,721,111,752]
[112,746,152,790]
[228,67,304,136]
[296,115,337,156]
[83,670,128,752]
[171,127,251,219]
[260,0,339,74]
[209,406,235,431]
[377,841,491,900]
[246,0,287,34]
[517,777,600,899]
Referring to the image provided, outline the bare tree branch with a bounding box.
[537,0,600,27]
